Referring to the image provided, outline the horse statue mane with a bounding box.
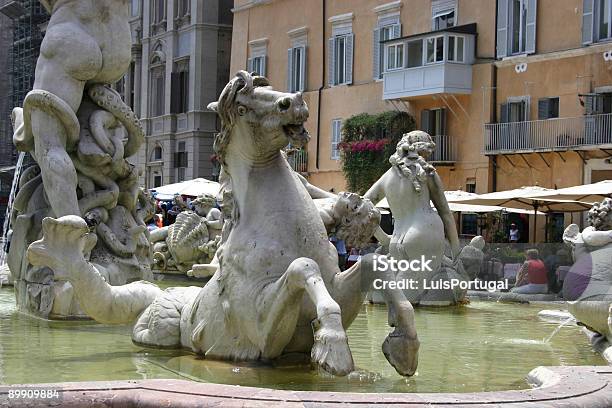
[207,71,270,165]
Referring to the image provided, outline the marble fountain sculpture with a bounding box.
[562,198,612,360]
[25,71,421,377]
[150,193,224,275]
[7,0,154,319]
[365,131,482,306]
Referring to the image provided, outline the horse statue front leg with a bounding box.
[256,257,354,376]
[332,254,419,376]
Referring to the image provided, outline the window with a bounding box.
[150,69,165,117]
[248,55,266,76]
[461,213,478,236]
[129,62,135,110]
[538,97,559,120]
[153,0,165,23]
[426,36,444,63]
[151,145,162,161]
[176,0,190,19]
[329,33,354,86]
[406,40,424,67]
[373,22,401,79]
[288,46,306,92]
[171,60,189,114]
[466,178,477,194]
[599,0,612,40]
[584,0,612,43]
[175,141,188,169]
[584,92,612,114]
[385,43,404,70]
[432,0,457,30]
[421,108,446,135]
[447,35,464,62]
[497,0,537,58]
[130,0,139,17]
[154,175,162,188]
[335,35,346,84]
[500,99,529,122]
[331,119,342,160]
[433,9,455,30]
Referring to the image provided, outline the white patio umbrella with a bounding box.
[521,180,612,204]
[375,191,541,214]
[446,186,593,241]
[150,178,220,200]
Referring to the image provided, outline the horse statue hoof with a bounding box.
[382,328,419,376]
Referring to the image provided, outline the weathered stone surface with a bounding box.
[7,0,153,319]
[1,366,611,407]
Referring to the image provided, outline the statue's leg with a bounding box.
[331,254,419,376]
[257,257,354,376]
[31,56,87,218]
[27,216,163,324]
[132,286,201,347]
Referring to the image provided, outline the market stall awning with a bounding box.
[520,180,612,204]
[150,178,220,200]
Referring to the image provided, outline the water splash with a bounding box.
[0,151,26,269]
[543,317,575,343]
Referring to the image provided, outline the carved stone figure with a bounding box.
[562,198,612,346]
[27,72,420,377]
[7,0,151,318]
[365,131,473,305]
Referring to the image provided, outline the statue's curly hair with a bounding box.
[588,197,612,230]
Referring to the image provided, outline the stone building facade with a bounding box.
[124,0,233,188]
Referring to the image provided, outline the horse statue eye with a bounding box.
[237,106,247,116]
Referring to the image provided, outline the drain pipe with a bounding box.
[315,0,326,170]
[491,0,499,192]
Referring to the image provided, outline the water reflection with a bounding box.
[0,287,605,392]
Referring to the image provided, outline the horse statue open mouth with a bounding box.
[26,71,420,377]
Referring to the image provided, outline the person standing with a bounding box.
[509,223,520,243]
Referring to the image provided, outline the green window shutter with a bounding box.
[287,48,293,92]
[328,37,335,86]
[372,28,381,80]
[346,33,354,84]
[525,0,538,54]
[583,0,595,44]
[497,0,509,58]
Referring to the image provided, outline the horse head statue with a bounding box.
[207,71,310,166]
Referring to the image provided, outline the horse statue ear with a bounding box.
[207,102,219,112]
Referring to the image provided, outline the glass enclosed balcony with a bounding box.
[382,24,476,100]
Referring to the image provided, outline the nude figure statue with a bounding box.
[15,0,133,218]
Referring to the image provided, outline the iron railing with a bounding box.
[285,148,308,173]
[484,113,612,154]
[430,134,456,163]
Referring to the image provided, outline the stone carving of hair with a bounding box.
[389,130,436,192]
[588,198,612,230]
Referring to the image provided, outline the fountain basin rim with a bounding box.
[1,365,611,407]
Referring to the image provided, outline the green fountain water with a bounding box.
[0,285,604,393]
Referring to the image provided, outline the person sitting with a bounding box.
[511,249,548,294]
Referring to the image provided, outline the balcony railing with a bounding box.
[382,24,476,100]
[430,134,456,164]
[484,113,612,155]
[286,148,308,174]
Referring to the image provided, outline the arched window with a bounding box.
[151,145,163,161]
[150,43,166,117]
